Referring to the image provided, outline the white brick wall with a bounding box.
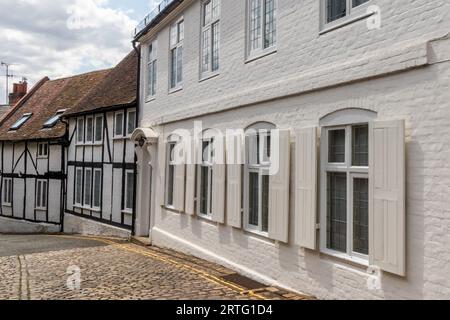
[136,0,450,299]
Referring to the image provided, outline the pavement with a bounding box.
[0,234,313,300]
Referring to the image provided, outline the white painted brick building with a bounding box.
[132,0,450,299]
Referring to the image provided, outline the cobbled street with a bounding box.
[0,234,311,300]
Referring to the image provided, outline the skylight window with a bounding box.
[43,109,66,128]
[10,113,32,131]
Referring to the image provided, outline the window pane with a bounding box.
[171,48,177,88]
[327,172,347,253]
[93,170,101,208]
[42,181,47,208]
[200,166,209,214]
[201,29,211,73]
[212,22,220,71]
[86,118,93,142]
[178,20,184,42]
[95,117,103,142]
[212,0,220,20]
[84,170,92,206]
[261,174,269,232]
[152,62,157,95]
[353,178,369,255]
[203,1,212,26]
[76,170,82,204]
[77,119,84,142]
[148,61,157,96]
[127,111,136,135]
[264,0,276,48]
[126,172,134,210]
[352,125,368,166]
[176,46,183,84]
[327,0,347,23]
[328,129,346,163]
[248,172,259,227]
[352,0,369,7]
[37,181,41,208]
[115,113,123,136]
[167,165,174,206]
[250,0,262,51]
[170,24,178,47]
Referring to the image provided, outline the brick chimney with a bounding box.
[9,80,28,106]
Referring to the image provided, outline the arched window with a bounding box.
[165,134,181,208]
[197,129,219,218]
[319,108,376,262]
[244,122,276,234]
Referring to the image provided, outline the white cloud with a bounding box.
[0,0,138,104]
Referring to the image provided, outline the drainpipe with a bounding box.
[59,117,70,233]
[131,40,141,237]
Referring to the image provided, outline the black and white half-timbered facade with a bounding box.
[0,71,109,233]
[63,51,139,237]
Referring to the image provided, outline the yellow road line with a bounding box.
[53,235,268,300]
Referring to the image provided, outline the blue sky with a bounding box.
[0,0,159,104]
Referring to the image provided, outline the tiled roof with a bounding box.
[0,70,110,141]
[64,50,138,117]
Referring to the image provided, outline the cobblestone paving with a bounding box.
[0,235,313,300]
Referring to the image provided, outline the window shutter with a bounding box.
[226,133,243,228]
[295,127,318,250]
[212,135,226,224]
[160,140,168,207]
[185,137,197,216]
[268,129,291,243]
[173,141,186,212]
[369,120,406,277]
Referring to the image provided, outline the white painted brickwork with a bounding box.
[136,0,450,299]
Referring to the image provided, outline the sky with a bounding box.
[0,0,160,104]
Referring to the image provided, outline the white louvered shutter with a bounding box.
[295,127,318,250]
[185,137,197,216]
[369,120,406,277]
[212,135,226,224]
[160,139,168,207]
[173,140,186,212]
[268,129,291,243]
[226,133,243,228]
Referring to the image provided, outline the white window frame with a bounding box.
[124,170,135,213]
[2,178,12,206]
[94,115,104,144]
[75,168,83,206]
[76,118,85,145]
[85,116,94,144]
[35,179,48,211]
[165,137,179,208]
[200,0,221,79]
[37,142,49,159]
[197,135,214,219]
[114,111,124,138]
[320,0,372,33]
[246,0,277,61]
[126,109,137,137]
[169,16,184,92]
[146,40,158,100]
[320,123,370,265]
[243,122,275,236]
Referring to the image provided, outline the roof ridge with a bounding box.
[47,68,112,83]
[0,77,50,127]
